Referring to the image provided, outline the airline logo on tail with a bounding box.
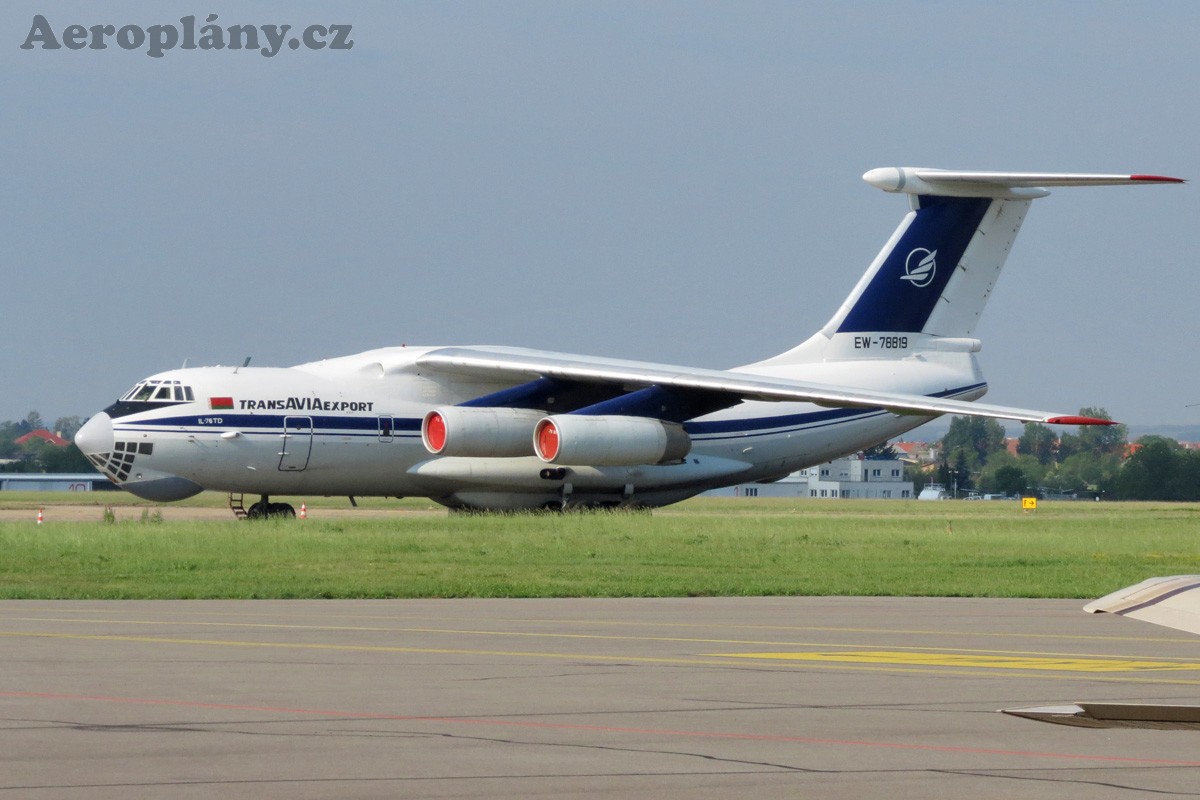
[900,248,937,288]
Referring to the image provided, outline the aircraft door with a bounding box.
[378,416,395,443]
[279,416,313,471]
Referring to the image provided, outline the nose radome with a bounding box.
[75,412,114,457]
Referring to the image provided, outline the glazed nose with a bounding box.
[75,412,114,458]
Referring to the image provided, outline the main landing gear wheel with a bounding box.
[246,498,296,519]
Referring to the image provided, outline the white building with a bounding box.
[712,455,913,499]
[0,473,114,492]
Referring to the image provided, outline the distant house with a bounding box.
[893,441,939,464]
[14,429,70,447]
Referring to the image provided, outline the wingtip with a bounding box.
[1046,416,1118,426]
[1129,174,1186,184]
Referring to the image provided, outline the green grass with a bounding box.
[2,495,1198,599]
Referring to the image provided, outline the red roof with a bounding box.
[15,429,70,447]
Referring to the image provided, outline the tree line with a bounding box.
[928,408,1200,501]
[0,411,93,473]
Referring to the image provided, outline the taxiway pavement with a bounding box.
[2,597,1199,799]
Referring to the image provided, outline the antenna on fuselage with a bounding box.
[234,357,251,374]
[181,358,190,369]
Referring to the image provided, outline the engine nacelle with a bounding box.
[422,407,543,457]
[533,415,691,466]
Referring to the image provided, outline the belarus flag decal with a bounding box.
[209,397,234,410]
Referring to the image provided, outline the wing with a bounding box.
[416,346,1113,425]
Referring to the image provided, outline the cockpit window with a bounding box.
[117,380,195,404]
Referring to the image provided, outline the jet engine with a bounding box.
[422,407,543,457]
[533,415,691,466]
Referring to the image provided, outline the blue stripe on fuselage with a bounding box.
[116,383,986,442]
[116,413,422,434]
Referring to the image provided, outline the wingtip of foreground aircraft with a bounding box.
[1002,703,1200,730]
[1004,577,1200,730]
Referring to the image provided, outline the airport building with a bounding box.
[713,455,913,499]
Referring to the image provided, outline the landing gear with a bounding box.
[245,496,296,519]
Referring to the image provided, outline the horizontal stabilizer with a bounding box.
[863,168,1184,198]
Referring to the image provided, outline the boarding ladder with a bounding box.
[228,492,249,520]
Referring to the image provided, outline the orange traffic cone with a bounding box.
[37,508,43,525]
[300,502,307,519]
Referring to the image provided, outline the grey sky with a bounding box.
[3,2,1196,433]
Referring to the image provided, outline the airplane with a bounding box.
[1004,576,1200,730]
[73,167,1182,518]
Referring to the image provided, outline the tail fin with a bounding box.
[758,168,1181,365]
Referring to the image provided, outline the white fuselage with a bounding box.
[80,343,982,510]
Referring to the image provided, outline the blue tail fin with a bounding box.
[752,167,1181,368]
[833,194,1000,335]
